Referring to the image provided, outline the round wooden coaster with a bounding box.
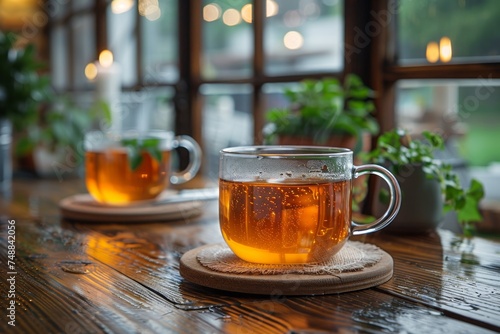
[180,243,393,295]
[59,193,203,223]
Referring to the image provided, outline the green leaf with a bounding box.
[263,75,379,144]
[366,128,485,236]
[145,146,162,163]
[121,137,162,171]
[468,179,485,200]
[457,196,483,224]
[128,146,143,171]
[15,136,35,156]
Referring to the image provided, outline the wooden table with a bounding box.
[1,177,499,334]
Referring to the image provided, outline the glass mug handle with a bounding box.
[351,164,402,235]
[170,135,202,184]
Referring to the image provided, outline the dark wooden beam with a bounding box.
[253,0,265,144]
[344,0,372,83]
[175,0,194,138]
[95,0,108,56]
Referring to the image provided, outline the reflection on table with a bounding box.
[0,177,499,333]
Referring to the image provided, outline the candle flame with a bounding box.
[426,42,439,63]
[85,62,98,80]
[99,50,114,68]
[439,36,452,63]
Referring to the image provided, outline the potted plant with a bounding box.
[16,98,111,178]
[263,75,379,212]
[263,74,379,154]
[365,129,484,236]
[0,31,50,190]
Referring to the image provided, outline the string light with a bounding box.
[111,0,134,14]
[284,31,304,50]
[267,0,279,17]
[241,4,252,23]
[222,8,241,26]
[138,0,161,21]
[203,3,221,22]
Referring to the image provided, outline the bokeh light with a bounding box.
[266,0,279,17]
[144,5,161,21]
[85,63,98,80]
[138,0,160,20]
[283,31,304,50]
[99,50,114,68]
[111,0,134,14]
[426,42,439,63]
[203,3,221,22]
[284,10,303,27]
[223,8,241,26]
[440,36,452,63]
[241,4,253,23]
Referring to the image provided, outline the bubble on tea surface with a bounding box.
[286,171,293,177]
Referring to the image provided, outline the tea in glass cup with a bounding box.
[219,146,401,264]
[84,130,201,205]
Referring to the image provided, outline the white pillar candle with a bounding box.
[96,50,122,134]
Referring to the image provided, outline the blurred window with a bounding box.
[398,0,500,64]
[201,0,253,79]
[200,84,253,180]
[140,0,179,84]
[264,0,343,75]
[108,3,138,87]
[394,0,500,202]
[71,14,95,90]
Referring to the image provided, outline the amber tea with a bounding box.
[85,148,171,205]
[84,130,201,205]
[219,146,401,264]
[219,178,352,264]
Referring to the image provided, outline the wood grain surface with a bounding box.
[1,178,499,333]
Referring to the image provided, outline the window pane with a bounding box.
[398,0,500,64]
[201,84,253,179]
[264,0,344,75]
[201,0,253,79]
[262,82,299,143]
[120,88,176,132]
[72,0,93,11]
[47,0,69,20]
[50,25,68,90]
[108,4,137,86]
[141,0,178,83]
[396,79,500,200]
[71,14,95,89]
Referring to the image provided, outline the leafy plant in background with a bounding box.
[0,31,51,129]
[364,129,485,236]
[264,75,379,150]
[16,98,111,166]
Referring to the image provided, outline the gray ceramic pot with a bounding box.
[373,164,443,234]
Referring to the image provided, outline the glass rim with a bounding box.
[220,145,352,158]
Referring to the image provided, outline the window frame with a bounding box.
[373,0,500,133]
[46,0,500,152]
